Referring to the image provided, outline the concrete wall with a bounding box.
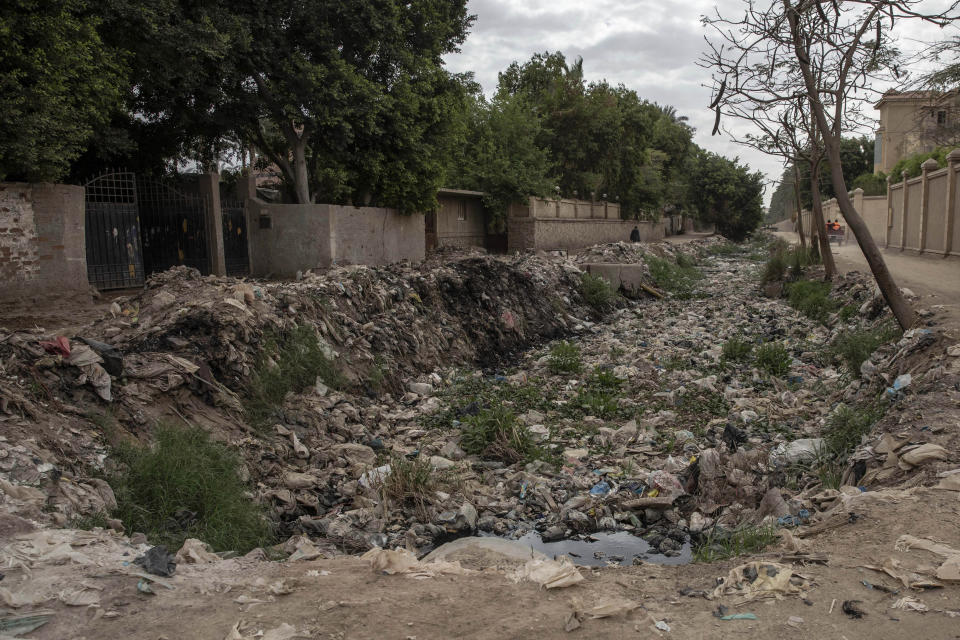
[508,217,663,252]
[331,206,424,265]
[436,194,485,248]
[526,196,621,220]
[0,182,87,301]
[799,150,960,257]
[246,200,424,277]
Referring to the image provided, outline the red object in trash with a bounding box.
[39,336,71,358]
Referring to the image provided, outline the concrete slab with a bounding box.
[582,263,651,298]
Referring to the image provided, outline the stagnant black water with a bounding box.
[493,531,692,567]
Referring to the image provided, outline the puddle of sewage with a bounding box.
[502,531,692,567]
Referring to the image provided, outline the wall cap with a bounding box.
[948,149,960,161]
[921,158,941,171]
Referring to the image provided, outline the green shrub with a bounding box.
[675,252,697,269]
[646,254,703,299]
[839,305,857,322]
[580,272,618,312]
[548,341,583,374]
[110,424,274,553]
[460,404,539,462]
[823,403,884,459]
[245,325,345,428]
[722,336,753,362]
[755,342,791,377]
[760,250,788,284]
[830,324,902,374]
[785,279,838,322]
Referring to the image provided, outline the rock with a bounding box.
[439,441,466,461]
[519,410,545,425]
[860,359,877,378]
[565,510,591,530]
[598,516,617,530]
[541,525,565,542]
[458,502,479,529]
[740,410,759,423]
[763,282,782,298]
[612,420,638,445]
[756,488,790,519]
[283,471,318,489]
[333,443,377,467]
[429,456,456,470]
[408,382,434,396]
[528,424,549,442]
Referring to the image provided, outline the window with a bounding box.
[457,201,466,221]
[937,110,947,125]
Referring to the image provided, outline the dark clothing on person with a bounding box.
[630,226,640,242]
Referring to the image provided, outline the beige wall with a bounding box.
[527,197,621,220]
[875,92,960,173]
[1,182,88,301]
[436,195,485,248]
[801,151,960,257]
[246,200,424,277]
[507,218,663,252]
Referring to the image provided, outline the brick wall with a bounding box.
[0,182,87,301]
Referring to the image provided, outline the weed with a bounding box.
[760,250,788,284]
[380,455,435,520]
[822,402,884,460]
[570,388,619,419]
[245,325,345,429]
[661,354,689,371]
[679,390,730,417]
[721,336,753,362]
[693,524,780,562]
[548,341,583,375]
[646,254,703,299]
[675,252,697,269]
[830,324,901,375]
[460,404,540,463]
[839,304,858,322]
[70,511,110,530]
[366,356,388,392]
[785,280,838,323]
[755,342,791,377]
[110,423,274,553]
[589,366,623,391]
[580,272,619,313]
[707,241,742,256]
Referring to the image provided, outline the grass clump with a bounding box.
[693,524,780,562]
[822,403,884,460]
[830,324,901,375]
[721,336,753,362]
[839,304,858,322]
[70,511,110,530]
[245,325,345,428]
[755,342,791,377]
[785,279,838,322]
[110,423,274,553]
[580,272,619,312]
[380,454,435,519]
[460,404,541,463]
[760,250,788,284]
[646,254,703,299]
[548,341,583,374]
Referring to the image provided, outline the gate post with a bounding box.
[199,172,227,276]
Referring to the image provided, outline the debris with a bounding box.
[361,547,471,579]
[654,619,671,631]
[711,562,809,603]
[842,600,866,619]
[891,596,928,612]
[510,556,585,589]
[134,545,177,577]
[786,616,804,627]
[0,610,55,636]
[720,613,757,621]
[588,597,639,618]
[175,538,220,564]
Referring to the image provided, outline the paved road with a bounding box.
[776,231,960,336]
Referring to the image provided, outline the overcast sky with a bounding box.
[443,0,956,204]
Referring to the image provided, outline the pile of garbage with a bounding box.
[1,234,957,572]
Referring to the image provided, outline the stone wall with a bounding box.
[245,200,424,277]
[0,182,87,301]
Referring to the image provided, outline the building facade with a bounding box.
[874,90,960,173]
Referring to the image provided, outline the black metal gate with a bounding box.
[84,171,145,289]
[221,199,250,277]
[137,177,209,276]
[85,171,211,290]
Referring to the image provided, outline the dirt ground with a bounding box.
[776,230,960,337]
[22,486,960,640]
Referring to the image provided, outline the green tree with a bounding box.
[0,0,125,181]
[688,150,764,241]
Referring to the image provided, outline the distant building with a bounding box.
[427,188,487,250]
[874,89,960,173]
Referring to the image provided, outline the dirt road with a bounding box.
[776,230,960,336]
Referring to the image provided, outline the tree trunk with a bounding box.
[822,146,914,328]
[786,6,915,330]
[290,137,311,204]
[808,161,836,279]
[792,165,807,249]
